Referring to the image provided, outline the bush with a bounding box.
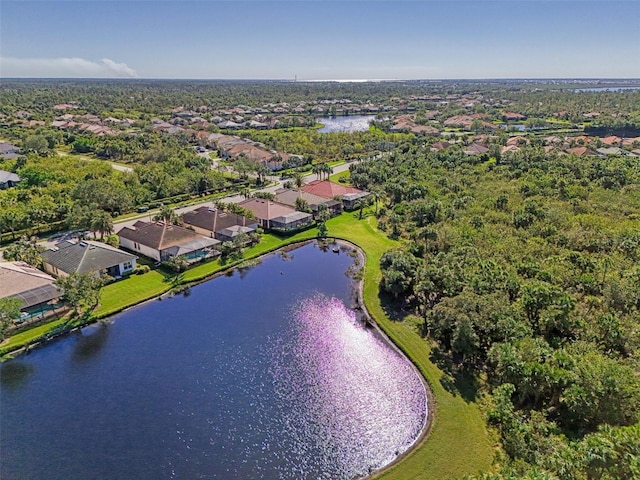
[133,265,150,275]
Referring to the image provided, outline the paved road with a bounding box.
[113,161,355,233]
[26,161,355,251]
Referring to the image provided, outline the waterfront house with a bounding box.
[181,206,258,242]
[0,261,62,320]
[237,198,313,232]
[274,188,342,217]
[300,180,370,211]
[42,240,137,278]
[118,221,220,262]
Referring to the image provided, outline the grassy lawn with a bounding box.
[93,270,169,318]
[1,212,493,479]
[0,318,68,352]
[329,169,351,184]
[325,214,493,480]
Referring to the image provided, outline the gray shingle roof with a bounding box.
[0,170,20,184]
[41,240,137,275]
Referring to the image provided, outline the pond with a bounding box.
[1,242,427,480]
[317,115,376,133]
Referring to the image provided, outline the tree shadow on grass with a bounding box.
[161,270,185,288]
[430,345,481,403]
[377,287,409,322]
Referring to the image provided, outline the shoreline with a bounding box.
[2,237,435,479]
[336,238,435,479]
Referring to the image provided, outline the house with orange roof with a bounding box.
[300,180,370,210]
[600,136,621,146]
[567,146,599,157]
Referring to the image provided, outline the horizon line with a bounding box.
[1,77,640,83]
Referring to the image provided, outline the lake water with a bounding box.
[574,86,640,92]
[0,242,427,480]
[317,115,376,133]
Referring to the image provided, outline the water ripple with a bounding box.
[268,294,427,479]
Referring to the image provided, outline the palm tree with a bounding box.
[293,172,304,190]
[90,211,114,240]
[240,186,252,199]
[254,164,269,185]
[354,197,369,219]
[369,187,384,216]
[321,163,332,180]
[153,205,178,224]
[312,164,322,180]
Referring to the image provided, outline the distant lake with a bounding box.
[317,115,376,133]
[1,242,427,480]
[574,86,640,92]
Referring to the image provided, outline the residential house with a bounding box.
[182,206,258,242]
[567,146,600,157]
[300,180,370,210]
[237,199,313,232]
[0,261,62,320]
[0,142,21,160]
[0,170,21,189]
[274,188,342,217]
[118,221,220,262]
[430,141,450,151]
[41,240,137,278]
[463,143,490,156]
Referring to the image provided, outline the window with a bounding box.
[123,261,133,270]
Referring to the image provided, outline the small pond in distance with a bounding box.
[1,242,427,480]
[317,115,376,133]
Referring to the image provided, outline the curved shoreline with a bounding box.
[2,237,434,479]
[336,239,435,479]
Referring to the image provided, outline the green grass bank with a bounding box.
[1,212,493,479]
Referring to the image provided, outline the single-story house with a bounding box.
[463,143,490,156]
[42,240,137,278]
[237,198,313,232]
[0,170,21,189]
[118,221,220,262]
[274,188,342,217]
[181,206,258,242]
[300,180,370,211]
[0,142,24,161]
[0,261,62,319]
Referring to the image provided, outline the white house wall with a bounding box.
[119,237,161,262]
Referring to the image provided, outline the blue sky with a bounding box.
[1,1,639,79]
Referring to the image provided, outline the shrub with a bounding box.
[133,265,150,275]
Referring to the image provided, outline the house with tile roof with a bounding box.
[463,143,490,156]
[237,199,313,232]
[300,180,370,210]
[0,261,62,319]
[181,206,258,242]
[274,188,342,217]
[118,221,219,262]
[41,240,137,278]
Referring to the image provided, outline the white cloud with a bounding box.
[0,56,138,78]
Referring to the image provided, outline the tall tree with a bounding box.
[90,211,114,240]
[0,297,22,340]
[55,272,105,315]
